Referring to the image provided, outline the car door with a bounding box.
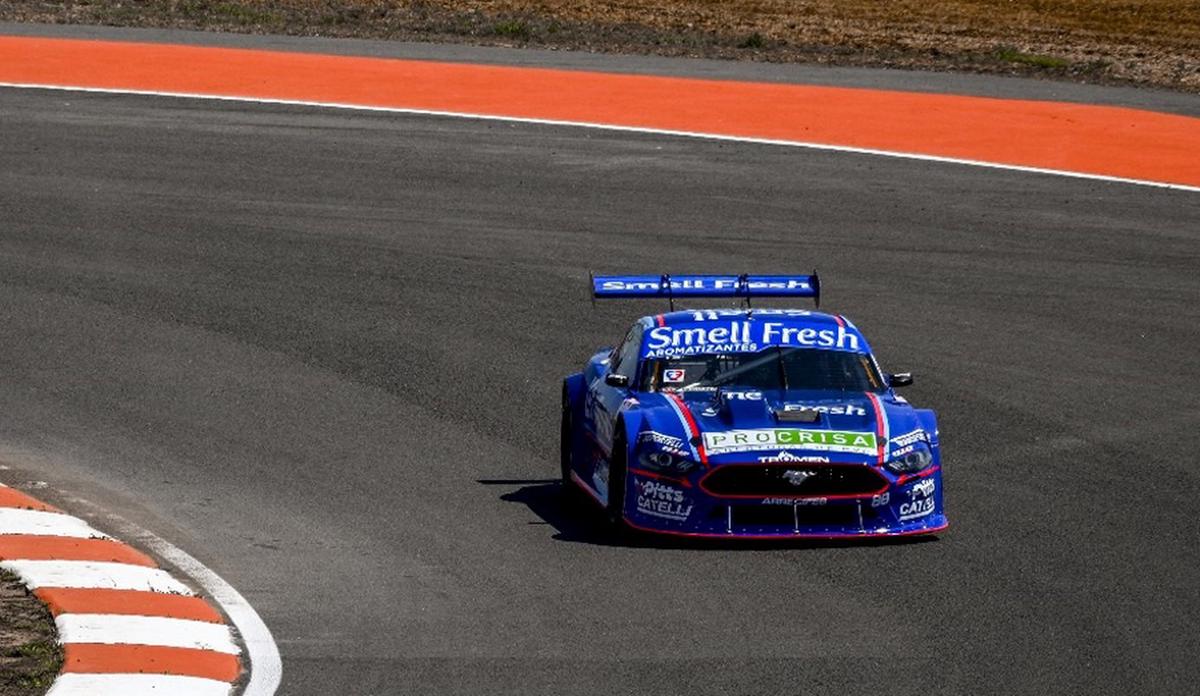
[586,321,644,464]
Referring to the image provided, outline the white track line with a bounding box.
[0,508,106,538]
[121,518,283,696]
[1,559,195,593]
[2,82,1197,194]
[47,673,233,696]
[57,613,239,654]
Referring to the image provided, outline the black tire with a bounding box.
[607,432,628,527]
[560,390,575,491]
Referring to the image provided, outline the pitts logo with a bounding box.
[636,480,693,522]
[908,479,936,499]
[898,479,937,520]
[643,321,861,358]
[703,429,877,456]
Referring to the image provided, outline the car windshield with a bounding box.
[646,347,885,393]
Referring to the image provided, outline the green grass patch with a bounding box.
[494,19,532,40]
[1,569,64,696]
[995,45,1070,68]
[6,640,61,689]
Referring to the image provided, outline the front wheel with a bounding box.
[606,434,627,526]
[560,393,574,490]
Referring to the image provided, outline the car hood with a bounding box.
[635,388,922,465]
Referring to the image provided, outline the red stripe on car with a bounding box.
[665,391,708,465]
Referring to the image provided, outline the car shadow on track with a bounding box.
[479,479,939,550]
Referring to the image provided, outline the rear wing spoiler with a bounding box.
[591,273,820,309]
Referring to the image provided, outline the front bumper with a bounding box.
[623,467,947,538]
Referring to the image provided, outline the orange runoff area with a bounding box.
[1,36,1198,188]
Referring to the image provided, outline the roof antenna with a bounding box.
[588,270,596,308]
[660,273,675,312]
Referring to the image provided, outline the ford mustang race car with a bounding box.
[561,274,947,538]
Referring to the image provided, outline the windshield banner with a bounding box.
[641,320,861,358]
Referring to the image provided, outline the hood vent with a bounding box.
[773,408,822,424]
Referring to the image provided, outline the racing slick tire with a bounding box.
[559,393,573,489]
[606,431,628,528]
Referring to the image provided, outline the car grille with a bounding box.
[700,463,887,498]
[718,505,869,528]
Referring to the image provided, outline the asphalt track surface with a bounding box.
[2,28,1199,696]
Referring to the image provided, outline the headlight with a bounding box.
[638,449,697,474]
[884,445,933,474]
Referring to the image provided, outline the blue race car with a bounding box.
[561,274,947,539]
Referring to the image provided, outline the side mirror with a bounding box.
[888,372,914,388]
[605,373,630,388]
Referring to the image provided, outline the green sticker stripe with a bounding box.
[703,429,877,451]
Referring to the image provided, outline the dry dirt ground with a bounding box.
[1,0,1198,91]
[0,570,60,696]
